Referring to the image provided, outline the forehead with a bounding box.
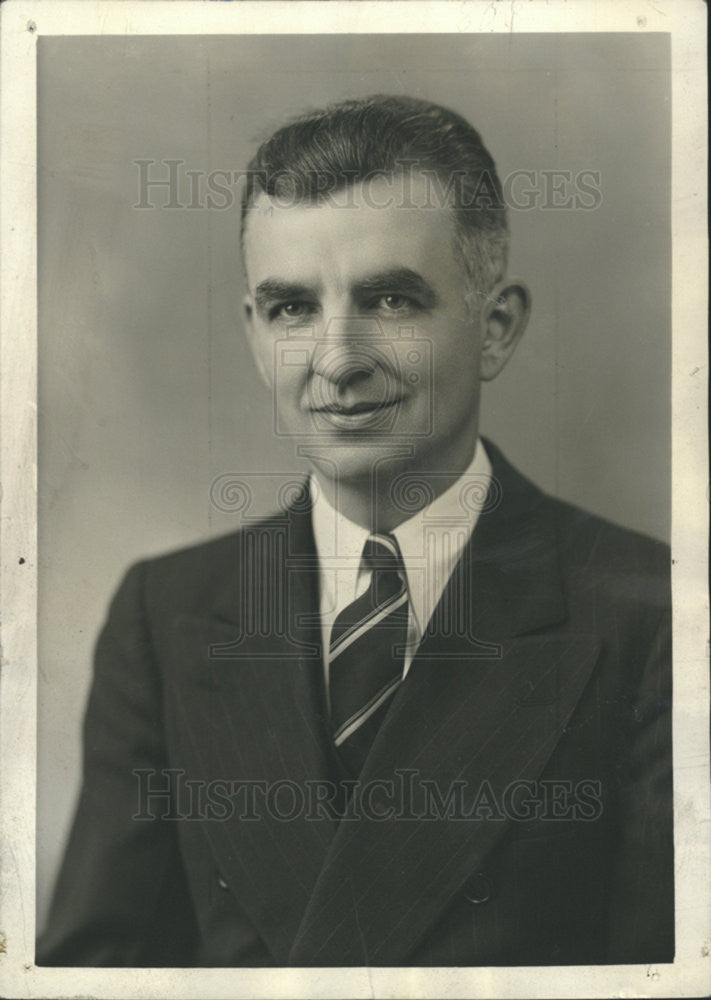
[242,174,461,288]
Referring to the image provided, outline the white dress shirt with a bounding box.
[311,439,492,697]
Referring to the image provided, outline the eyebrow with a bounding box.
[253,280,317,316]
[353,268,440,308]
[253,268,440,317]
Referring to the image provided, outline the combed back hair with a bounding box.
[240,94,509,296]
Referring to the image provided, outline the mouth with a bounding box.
[311,398,402,428]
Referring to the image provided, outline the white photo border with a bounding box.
[1,1,708,997]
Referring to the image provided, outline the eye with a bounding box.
[271,301,314,321]
[377,294,411,312]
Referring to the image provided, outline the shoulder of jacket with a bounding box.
[547,494,669,566]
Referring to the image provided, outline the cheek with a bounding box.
[250,327,298,394]
[246,325,274,384]
[429,322,482,391]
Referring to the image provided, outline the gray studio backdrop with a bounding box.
[37,33,670,927]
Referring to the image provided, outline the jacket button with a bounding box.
[464,872,492,904]
[217,876,228,891]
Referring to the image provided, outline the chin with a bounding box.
[306,440,415,487]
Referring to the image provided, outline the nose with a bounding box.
[312,316,384,389]
[312,348,376,390]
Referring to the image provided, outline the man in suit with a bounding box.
[37,94,673,968]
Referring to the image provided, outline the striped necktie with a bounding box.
[328,533,409,777]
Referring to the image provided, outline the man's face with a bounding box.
[243,174,486,485]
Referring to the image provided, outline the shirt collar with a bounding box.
[310,439,492,635]
[390,439,491,636]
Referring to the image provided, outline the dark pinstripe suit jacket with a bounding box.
[37,441,674,967]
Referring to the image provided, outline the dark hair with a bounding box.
[240,94,509,294]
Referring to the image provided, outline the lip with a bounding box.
[310,398,402,428]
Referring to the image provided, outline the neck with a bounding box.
[311,430,479,532]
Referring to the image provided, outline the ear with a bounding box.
[478,279,532,381]
[243,294,272,389]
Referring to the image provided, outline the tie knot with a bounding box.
[362,533,403,574]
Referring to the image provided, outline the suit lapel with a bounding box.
[288,446,602,965]
[163,493,341,965]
